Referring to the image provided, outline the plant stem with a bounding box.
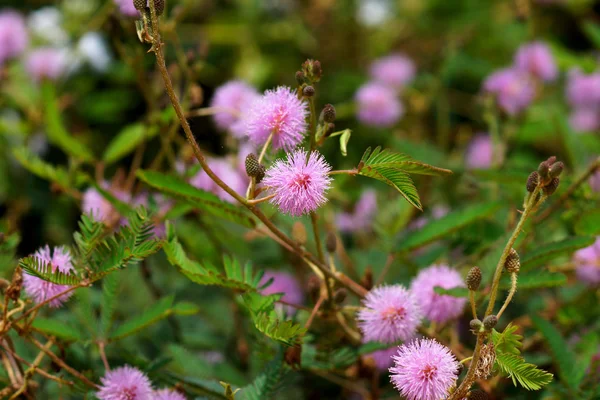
[311,212,325,263]
[469,290,477,320]
[146,5,366,297]
[448,334,485,400]
[328,169,358,176]
[496,272,517,320]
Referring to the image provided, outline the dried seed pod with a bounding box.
[325,232,337,253]
[333,288,347,304]
[284,345,302,369]
[543,177,560,195]
[475,343,496,379]
[466,267,482,291]
[526,171,539,193]
[322,104,336,123]
[469,390,489,400]
[133,0,146,11]
[154,0,165,15]
[483,315,498,330]
[302,85,315,98]
[470,319,483,332]
[505,248,520,273]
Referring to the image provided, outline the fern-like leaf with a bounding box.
[495,352,553,390]
[19,256,82,286]
[241,351,287,400]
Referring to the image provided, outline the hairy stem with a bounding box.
[496,272,518,320]
[469,290,477,320]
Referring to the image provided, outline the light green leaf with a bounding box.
[396,202,502,252]
[172,301,200,316]
[583,22,600,48]
[360,166,422,210]
[41,82,95,162]
[13,147,72,188]
[500,271,566,290]
[31,318,83,341]
[19,255,82,286]
[103,123,155,164]
[574,210,600,236]
[359,146,453,176]
[137,170,255,228]
[521,236,596,272]
[336,129,351,156]
[240,352,287,400]
[494,352,553,390]
[109,295,174,341]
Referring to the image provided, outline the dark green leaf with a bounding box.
[103,123,157,164]
[31,318,83,341]
[109,295,174,341]
[19,254,82,286]
[574,210,600,236]
[521,236,596,272]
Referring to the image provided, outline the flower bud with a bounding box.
[333,288,347,304]
[543,178,559,195]
[284,345,302,369]
[526,171,539,193]
[504,248,520,273]
[466,267,482,291]
[302,59,322,82]
[546,156,557,165]
[470,319,483,331]
[154,0,165,15]
[245,153,261,178]
[302,85,315,98]
[307,275,321,303]
[134,0,146,11]
[469,390,489,400]
[538,161,550,179]
[483,315,498,330]
[322,104,336,123]
[361,267,373,291]
[292,221,307,245]
[549,161,564,178]
[295,71,305,85]
[325,232,337,253]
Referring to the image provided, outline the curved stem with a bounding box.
[469,290,477,320]
[496,272,518,320]
[328,169,358,176]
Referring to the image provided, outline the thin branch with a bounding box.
[496,272,517,320]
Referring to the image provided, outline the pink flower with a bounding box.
[25,48,68,82]
[465,134,493,169]
[23,246,75,308]
[262,150,332,216]
[573,237,600,286]
[96,365,154,400]
[154,389,186,400]
[514,42,558,82]
[368,346,398,371]
[358,285,422,344]
[369,53,416,90]
[483,68,535,115]
[244,86,308,150]
[82,185,131,225]
[0,10,28,66]
[260,270,304,314]
[410,205,449,231]
[355,82,403,127]
[568,107,600,132]
[589,171,600,193]
[566,69,600,108]
[410,265,467,324]
[211,81,259,137]
[114,0,140,17]
[190,158,247,204]
[132,193,172,238]
[390,339,460,400]
[336,190,377,233]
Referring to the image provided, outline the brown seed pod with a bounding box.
[505,248,520,273]
[466,267,482,291]
[526,171,539,193]
[543,177,560,195]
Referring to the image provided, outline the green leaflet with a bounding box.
[100,272,120,338]
[103,123,157,164]
[31,318,84,342]
[12,147,79,189]
[521,236,596,272]
[574,209,600,236]
[109,295,175,341]
[396,201,502,252]
[357,146,452,210]
[137,169,255,228]
[19,255,82,286]
[240,351,287,400]
[499,271,566,290]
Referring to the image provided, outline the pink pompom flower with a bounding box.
[573,237,600,286]
[82,185,131,226]
[358,285,422,344]
[465,134,493,169]
[23,246,75,308]
[96,365,154,400]
[0,10,28,66]
[260,270,304,314]
[514,42,558,82]
[566,69,600,108]
[368,346,398,371]
[410,265,467,324]
[244,86,308,150]
[211,80,259,137]
[262,150,332,216]
[190,158,247,204]
[25,48,68,83]
[483,68,535,115]
[355,82,403,127]
[369,53,416,90]
[336,189,377,233]
[154,388,187,400]
[568,107,600,133]
[390,338,460,400]
[114,0,140,17]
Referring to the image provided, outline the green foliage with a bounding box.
[12,146,84,189]
[240,351,287,400]
[302,345,358,370]
[499,271,566,290]
[19,255,82,286]
[492,323,553,391]
[396,202,502,252]
[109,295,175,341]
[100,272,120,338]
[31,318,84,341]
[582,22,600,48]
[137,170,256,227]
[163,224,263,291]
[433,286,469,297]
[521,236,596,272]
[41,82,95,162]
[574,209,600,236]
[357,146,451,210]
[103,123,157,164]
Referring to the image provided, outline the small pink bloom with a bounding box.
[260,270,304,314]
[568,107,600,133]
[262,150,332,216]
[355,82,403,127]
[244,86,308,150]
[390,339,460,400]
[589,171,600,193]
[483,68,535,115]
[211,81,259,137]
[82,185,131,225]
[573,237,600,286]
[23,246,75,308]
[336,190,377,233]
[358,285,422,344]
[368,346,398,371]
[465,134,493,169]
[190,158,247,203]
[114,0,140,17]
[410,265,467,324]
[0,10,28,66]
[96,365,153,400]
[514,42,558,82]
[566,69,600,108]
[25,48,68,82]
[154,389,186,400]
[369,53,416,90]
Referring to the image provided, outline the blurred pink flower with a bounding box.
[410,264,467,324]
[262,150,332,216]
[260,270,304,305]
[568,107,600,132]
[355,82,403,127]
[25,48,68,82]
[358,285,422,344]
[465,134,493,169]
[336,190,377,233]
[369,53,416,90]
[132,193,172,238]
[390,339,460,400]
[211,80,259,137]
[514,42,558,82]
[589,171,600,193]
[190,158,247,204]
[410,204,449,231]
[244,86,308,150]
[23,246,75,307]
[483,68,535,115]
[368,346,397,371]
[0,10,28,66]
[154,389,186,400]
[114,0,140,17]
[96,365,153,400]
[573,237,600,286]
[82,185,131,225]
[566,69,600,108]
